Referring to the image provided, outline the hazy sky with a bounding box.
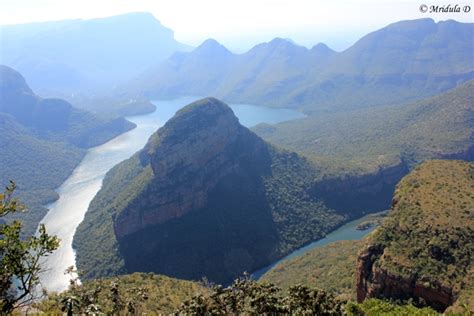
[1,0,473,51]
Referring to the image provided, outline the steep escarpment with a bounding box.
[75,98,353,284]
[113,98,266,238]
[311,161,408,215]
[356,160,474,312]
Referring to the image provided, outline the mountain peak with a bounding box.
[174,97,234,118]
[0,65,32,97]
[311,43,334,54]
[269,37,297,46]
[115,97,266,242]
[194,39,232,56]
[146,98,240,158]
[246,37,306,56]
[87,12,160,24]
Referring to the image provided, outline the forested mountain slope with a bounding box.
[0,65,134,234]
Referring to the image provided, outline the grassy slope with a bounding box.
[366,160,474,311]
[254,79,474,175]
[261,239,362,300]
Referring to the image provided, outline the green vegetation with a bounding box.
[0,182,59,314]
[262,240,363,300]
[73,153,153,279]
[254,79,474,175]
[38,271,205,315]
[0,113,84,234]
[346,299,438,315]
[362,160,474,311]
[0,65,134,234]
[177,275,345,315]
[176,276,437,315]
[35,273,439,315]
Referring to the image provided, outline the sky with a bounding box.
[0,0,473,52]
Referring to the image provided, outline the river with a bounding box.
[251,212,386,279]
[38,97,306,292]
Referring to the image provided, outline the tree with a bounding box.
[0,181,60,314]
[41,267,149,315]
[176,273,344,315]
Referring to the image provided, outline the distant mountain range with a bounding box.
[0,65,134,234]
[0,13,191,97]
[254,79,474,174]
[131,18,474,113]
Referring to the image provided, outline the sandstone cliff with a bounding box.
[356,160,474,312]
[114,99,269,238]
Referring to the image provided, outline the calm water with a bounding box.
[251,212,385,279]
[39,97,305,292]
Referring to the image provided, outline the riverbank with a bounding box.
[252,210,389,280]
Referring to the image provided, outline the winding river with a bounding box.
[39,97,306,292]
[251,212,384,279]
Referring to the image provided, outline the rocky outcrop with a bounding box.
[356,245,455,312]
[113,98,269,239]
[311,161,409,215]
[355,160,474,312]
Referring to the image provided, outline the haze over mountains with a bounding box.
[0,65,134,234]
[254,79,474,173]
[0,12,190,97]
[133,18,474,113]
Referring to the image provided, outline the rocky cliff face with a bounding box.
[311,161,409,216]
[114,98,269,239]
[356,245,455,312]
[86,97,347,284]
[355,160,474,312]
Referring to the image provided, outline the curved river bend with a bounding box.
[39,97,305,292]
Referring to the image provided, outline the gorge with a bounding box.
[38,96,306,292]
